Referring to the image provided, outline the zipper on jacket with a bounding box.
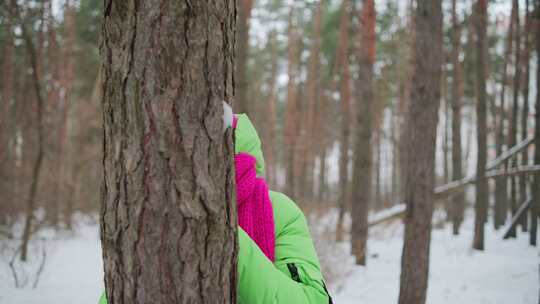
[286,263,301,283]
[287,262,333,304]
[322,280,333,304]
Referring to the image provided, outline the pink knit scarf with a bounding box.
[235,152,275,262]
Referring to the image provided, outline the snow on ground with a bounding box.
[0,216,104,304]
[330,210,539,304]
[0,210,537,304]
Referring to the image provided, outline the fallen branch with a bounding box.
[487,137,534,170]
[369,165,540,228]
[434,165,540,198]
[32,241,47,288]
[503,199,533,239]
[368,207,406,227]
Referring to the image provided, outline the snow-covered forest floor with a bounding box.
[312,208,538,304]
[0,209,537,304]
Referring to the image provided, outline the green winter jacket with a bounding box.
[99,114,331,304]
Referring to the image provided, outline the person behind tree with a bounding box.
[99,112,332,304]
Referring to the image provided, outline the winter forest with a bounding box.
[0,0,538,303]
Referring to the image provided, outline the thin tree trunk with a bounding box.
[375,128,382,209]
[264,31,278,188]
[494,0,515,230]
[507,0,521,238]
[336,0,351,242]
[44,0,63,227]
[473,0,489,251]
[0,20,14,224]
[351,0,375,265]
[397,0,415,204]
[52,0,76,228]
[442,66,450,185]
[236,0,253,115]
[373,85,384,210]
[316,87,329,203]
[284,8,300,198]
[442,66,452,221]
[450,0,465,235]
[391,109,399,204]
[14,2,46,262]
[298,1,323,200]
[519,0,532,233]
[318,145,327,202]
[530,0,540,247]
[398,0,442,303]
[100,1,237,303]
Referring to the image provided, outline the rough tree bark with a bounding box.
[100,1,237,303]
[450,0,465,235]
[473,0,488,251]
[397,0,442,303]
[351,0,375,265]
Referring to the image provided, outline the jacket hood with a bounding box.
[234,114,265,176]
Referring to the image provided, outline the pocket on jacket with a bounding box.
[286,262,333,304]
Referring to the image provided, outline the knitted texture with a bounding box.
[235,152,275,261]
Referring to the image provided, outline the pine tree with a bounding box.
[100,1,237,302]
[398,0,442,303]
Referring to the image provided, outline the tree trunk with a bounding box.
[57,0,76,228]
[16,2,46,262]
[472,0,489,251]
[351,0,375,265]
[235,0,253,115]
[494,0,515,230]
[42,0,63,228]
[530,0,540,247]
[298,1,323,200]
[318,145,327,202]
[442,66,450,185]
[398,0,442,303]
[316,82,329,203]
[442,66,451,221]
[0,20,14,224]
[264,31,278,188]
[391,109,399,203]
[397,0,415,205]
[507,0,521,238]
[375,128,382,209]
[100,1,237,303]
[519,0,532,233]
[284,8,300,198]
[450,0,465,235]
[336,0,351,242]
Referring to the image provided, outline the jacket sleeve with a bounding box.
[239,191,331,304]
[98,291,106,304]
